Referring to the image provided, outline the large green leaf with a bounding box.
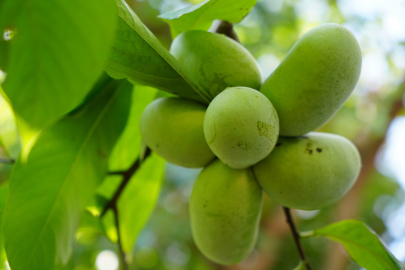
[117,153,165,252]
[303,220,405,270]
[0,184,8,268]
[105,0,210,104]
[109,84,157,171]
[158,0,256,38]
[2,78,132,270]
[0,0,117,129]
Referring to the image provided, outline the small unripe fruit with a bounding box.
[204,87,279,169]
[253,132,361,210]
[140,97,215,168]
[260,23,362,136]
[190,159,262,265]
[170,30,262,100]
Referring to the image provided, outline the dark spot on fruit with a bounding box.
[316,148,322,153]
[306,148,313,154]
[237,141,251,150]
[276,142,282,147]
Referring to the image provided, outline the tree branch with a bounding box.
[282,207,313,270]
[112,204,128,270]
[100,147,152,217]
[0,157,15,164]
[213,21,240,43]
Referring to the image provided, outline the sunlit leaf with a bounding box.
[158,0,256,38]
[0,90,20,158]
[2,78,132,270]
[105,0,210,104]
[303,220,405,270]
[109,84,157,171]
[0,0,117,129]
[118,153,165,252]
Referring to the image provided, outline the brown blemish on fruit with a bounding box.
[257,121,273,139]
[305,139,314,154]
[316,148,322,153]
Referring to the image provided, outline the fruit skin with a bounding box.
[170,30,262,100]
[140,97,215,168]
[260,23,362,136]
[204,87,279,169]
[190,159,263,265]
[253,132,361,210]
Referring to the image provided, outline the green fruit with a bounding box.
[260,23,362,136]
[140,97,215,168]
[204,87,279,169]
[253,132,361,210]
[190,159,262,265]
[170,30,262,100]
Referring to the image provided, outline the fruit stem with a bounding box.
[282,207,314,270]
[100,147,152,217]
[212,21,240,43]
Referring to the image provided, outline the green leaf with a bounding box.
[0,184,9,227]
[105,0,210,104]
[118,153,165,252]
[2,78,132,270]
[158,0,256,38]
[76,211,107,245]
[292,261,305,270]
[303,220,405,270]
[109,84,157,171]
[0,184,8,268]
[0,90,20,158]
[0,0,117,129]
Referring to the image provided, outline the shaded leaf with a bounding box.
[118,153,165,252]
[158,0,256,38]
[0,0,117,129]
[105,0,210,104]
[109,84,157,171]
[2,78,132,270]
[303,220,405,270]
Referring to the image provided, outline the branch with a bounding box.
[282,207,313,270]
[112,205,128,270]
[0,157,15,164]
[100,147,152,217]
[213,21,240,43]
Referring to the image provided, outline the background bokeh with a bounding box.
[1,0,405,269]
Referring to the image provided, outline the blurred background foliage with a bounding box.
[1,0,405,269]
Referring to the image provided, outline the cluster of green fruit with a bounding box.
[140,23,362,265]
